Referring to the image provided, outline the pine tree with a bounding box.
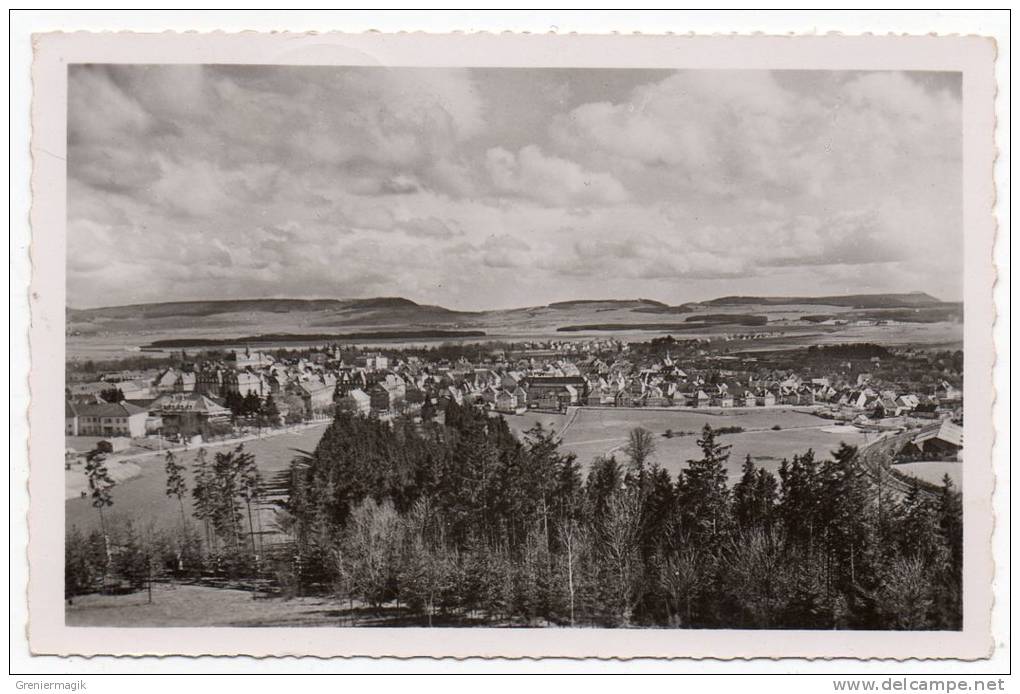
[933,474,963,628]
[190,448,215,548]
[443,419,502,547]
[236,447,262,557]
[224,390,243,418]
[733,455,759,529]
[164,450,188,528]
[261,394,280,428]
[209,446,246,551]
[899,480,941,563]
[817,443,877,625]
[733,455,779,531]
[242,391,262,418]
[641,464,675,542]
[163,450,189,570]
[778,450,821,549]
[585,456,622,520]
[937,474,963,578]
[551,452,584,527]
[753,467,779,530]
[679,425,732,539]
[84,448,116,588]
[515,423,566,549]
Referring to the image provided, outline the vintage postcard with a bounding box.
[27,31,997,659]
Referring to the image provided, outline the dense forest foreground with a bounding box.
[67,401,962,629]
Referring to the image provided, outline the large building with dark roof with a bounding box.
[150,392,231,438]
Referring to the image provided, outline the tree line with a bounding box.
[279,401,962,629]
[65,400,962,629]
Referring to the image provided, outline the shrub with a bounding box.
[65,527,107,598]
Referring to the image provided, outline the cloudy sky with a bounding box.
[67,65,962,310]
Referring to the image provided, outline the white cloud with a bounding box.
[66,66,963,309]
[484,145,629,206]
[398,217,462,240]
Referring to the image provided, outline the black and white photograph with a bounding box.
[22,29,999,661]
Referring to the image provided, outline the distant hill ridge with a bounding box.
[69,291,953,321]
[68,296,473,321]
[702,292,949,309]
[345,297,420,310]
[68,298,350,320]
[546,298,668,309]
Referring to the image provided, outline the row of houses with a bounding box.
[427,354,961,420]
[66,392,233,438]
[64,400,149,437]
[67,344,963,441]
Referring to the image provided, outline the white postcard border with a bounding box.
[27,30,998,659]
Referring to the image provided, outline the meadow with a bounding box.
[66,405,941,541]
[65,291,964,362]
[65,583,368,628]
[65,423,329,536]
[892,461,962,489]
[508,407,875,482]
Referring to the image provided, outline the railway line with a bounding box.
[854,429,941,497]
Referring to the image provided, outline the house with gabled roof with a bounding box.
[900,420,963,461]
[494,389,519,413]
[76,400,151,438]
[337,388,371,415]
[150,392,231,437]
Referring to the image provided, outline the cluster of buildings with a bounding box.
[420,348,962,427]
[65,347,422,441]
[66,340,964,450]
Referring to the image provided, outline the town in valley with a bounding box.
[61,64,967,631]
[64,293,965,630]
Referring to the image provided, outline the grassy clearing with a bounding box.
[66,582,498,628]
[66,583,348,627]
[507,407,874,481]
[65,423,329,536]
[892,461,962,489]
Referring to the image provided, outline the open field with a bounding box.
[508,407,875,482]
[65,293,963,360]
[892,461,962,489]
[67,320,963,361]
[66,458,142,501]
[66,582,501,628]
[65,406,945,540]
[65,422,329,536]
[66,583,362,628]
